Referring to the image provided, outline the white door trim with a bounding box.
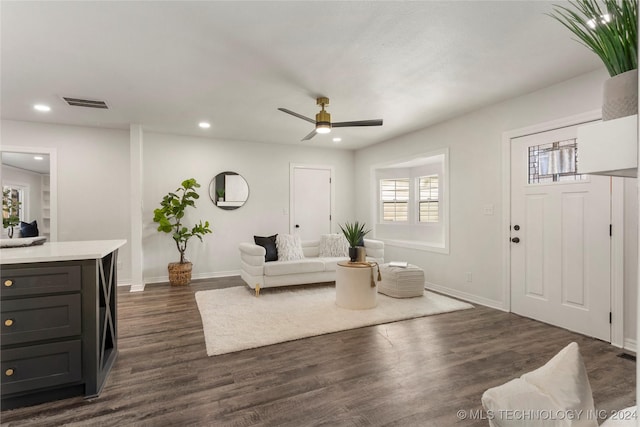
[289,163,335,234]
[501,110,624,346]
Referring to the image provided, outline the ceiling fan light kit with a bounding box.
[278,96,383,141]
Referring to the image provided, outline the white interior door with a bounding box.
[510,124,611,341]
[291,166,331,240]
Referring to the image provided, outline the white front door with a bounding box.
[510,124,611,341]
[291,166,332,240]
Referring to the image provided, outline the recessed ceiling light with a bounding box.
[33,104,51,112]
[332,137,342,142]
[199,122,211,129]
[33,156,44,160]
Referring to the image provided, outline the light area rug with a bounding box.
[195,286,473,356]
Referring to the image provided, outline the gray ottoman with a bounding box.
[378,263,425,298]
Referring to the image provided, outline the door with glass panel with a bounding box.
[510,124,611,341]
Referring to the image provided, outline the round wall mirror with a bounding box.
[209,172,249,210]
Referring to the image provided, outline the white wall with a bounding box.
[357,70,605,290]
[356,67,638,344]
[142,132,355,282]
[1,120,132,282]
[1,164,43,229]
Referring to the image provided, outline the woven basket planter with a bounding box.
[168,262,193,286]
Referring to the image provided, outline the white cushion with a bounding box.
[264,259,325,276]
[318,234,349,257]
[276,234,305,261]
[482,342,597,427]
[319,257,350,272]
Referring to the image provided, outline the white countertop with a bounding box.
[0,240,127,265]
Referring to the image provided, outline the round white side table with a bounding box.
[335,261,377,310]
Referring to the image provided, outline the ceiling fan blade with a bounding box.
[278,108,316,125]
[301,129,317,141]
[332,119,383,127]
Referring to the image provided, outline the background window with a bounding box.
[380,178,409,222]
[419,175,438,223]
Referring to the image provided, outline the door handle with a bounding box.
[295,224,300,228]
[511,237,520,243]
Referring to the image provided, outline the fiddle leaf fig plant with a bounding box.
[153,178,212,264]
[2,188,21,238]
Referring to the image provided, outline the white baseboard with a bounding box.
[623,338,637,354]
[117,280,145,292]
[144,270,241,285]
[425,281,507,312]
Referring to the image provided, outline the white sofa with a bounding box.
[239,238,384,295]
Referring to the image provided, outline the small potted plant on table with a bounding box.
[153,178,212,286]
[339,221,371,262]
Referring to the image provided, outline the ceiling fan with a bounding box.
[278,97,383,141]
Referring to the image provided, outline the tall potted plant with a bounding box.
[153,178,212,286]
[2,188,20,238]
[339,221,371,262]
[548,0,637,120]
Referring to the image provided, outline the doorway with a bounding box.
[510,123,611,341]
[0,146,57,241]
[290,164,333,240]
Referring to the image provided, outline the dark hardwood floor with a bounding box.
[1,277,635,426]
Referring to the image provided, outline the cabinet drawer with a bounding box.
[1,265,81,297]
[1,295,81,345]
[1,340,82,395]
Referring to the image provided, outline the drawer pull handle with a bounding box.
[3,280,13,287]
[4,319,13,327]
[5,368,14,377]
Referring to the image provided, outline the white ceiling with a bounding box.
[2,152,51,174]
[1,1,602,150]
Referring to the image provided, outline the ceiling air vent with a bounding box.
[62,97,108,109]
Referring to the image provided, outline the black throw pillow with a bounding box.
[254,234,278,262]
[20,220,39,238]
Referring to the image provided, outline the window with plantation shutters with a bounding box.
[374,149,448,252]
[380,178,409,222]
[418,175,439,223]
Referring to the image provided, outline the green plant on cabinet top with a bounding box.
[548,0,637,77]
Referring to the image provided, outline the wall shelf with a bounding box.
[41,175,50,239]
[577,115,638,178]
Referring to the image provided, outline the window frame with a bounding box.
[379,177,410,223]
[371,148,449,254]
[418,174,439,224]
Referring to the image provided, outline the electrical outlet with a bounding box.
[482,204,494,215]
[466,272,472,282]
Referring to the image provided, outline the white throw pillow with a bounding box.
[481,342,597,427]
[318,234,349,257]
[276,234,305,261]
